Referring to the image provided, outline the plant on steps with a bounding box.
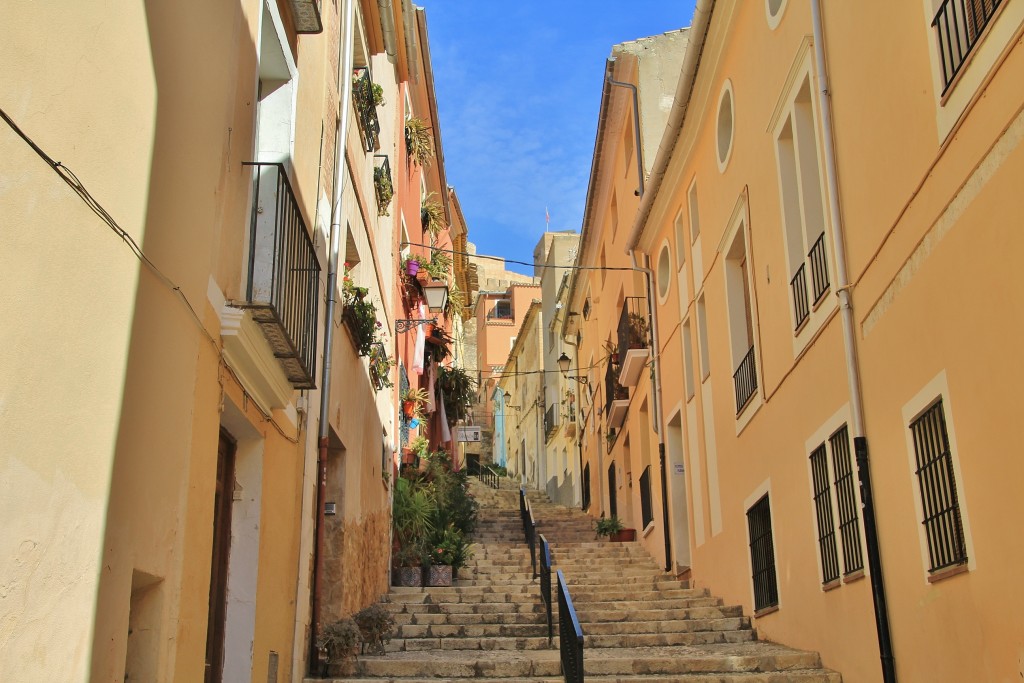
[353,603,395,656]
[316,617,361,676]
[595,515,624,538]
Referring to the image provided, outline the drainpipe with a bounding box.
[811,2,895,681]
[310,0,355,672]
[607,69,672,573]
[629,251,672,573]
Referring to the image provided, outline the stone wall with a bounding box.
[321,509,391,623]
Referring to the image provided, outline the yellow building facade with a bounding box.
[0,0,449,681]
[622,1,1024,681]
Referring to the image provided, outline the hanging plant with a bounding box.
[437,365,476,426]
[404,117,434,167]
[445,280,465,319]
[373,164,394,217]
[421,194,446,237]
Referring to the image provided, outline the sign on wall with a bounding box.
[456,426,482,443]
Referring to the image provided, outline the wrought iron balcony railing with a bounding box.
[617,296,649,357]
[808,232,830,305]
[605,360,629,417]
[240,162,320,389]
[544,404,559,441]
[353,68,381,152]
[933,0,1003,94]
[733,345,758,414]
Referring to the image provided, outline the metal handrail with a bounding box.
[557,570,584,683]
[480,465,499,489]
[539,534,553,646]
[526,506,538,579]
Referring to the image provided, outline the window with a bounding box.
[696,295,711,381]
[747,494,778,612]
[682,320,695,400]
[809,425,863,585]
[931,0,1005,95]
[775,77,830,331]
[688,182,701,242]
[639,466,654,529]
[716,81,735,171]
[724,226,757,414]
[910,400,968,573]
[673,209,687,271]
[582,463,591,510]
[657,245,671,299]
[489,299,512,320]
[582,297,592,320]
[766,0,787,28]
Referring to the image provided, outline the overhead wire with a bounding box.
[2,105,299,444]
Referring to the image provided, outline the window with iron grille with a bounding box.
[747,494,778,612]
[808,425,864,584]
[910,400,967,572]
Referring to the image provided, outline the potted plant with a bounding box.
[404,255,421,278]
[316,617,361,677]
[391,477,434,586]
[353,603,395,656]
[595,515,635,542]
[401,388,429,420]
[437,365,476,427]
[402,435,428,466]
[628,312,649,348]
[373,163,394,216]
[404,117,434,167]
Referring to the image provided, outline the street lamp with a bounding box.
[421,280,449,313]
[556,352,590,385]
[502,391,522,412]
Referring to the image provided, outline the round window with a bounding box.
[766,0,787,28]
[657,245,671,299]
[717,82,735,171]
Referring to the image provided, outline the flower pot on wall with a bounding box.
[427,565,452,587]
[406,260,420,277]
[403,401,417,419]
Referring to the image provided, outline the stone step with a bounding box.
[322,675,837,683]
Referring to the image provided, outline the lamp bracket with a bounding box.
[395,318,437,334]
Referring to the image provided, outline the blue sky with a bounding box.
[427,1,696,274]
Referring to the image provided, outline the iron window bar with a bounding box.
[911,401,968,572]
[808,232,830,306]
[932,0,1004,94]
[810,444,841,584]
[747,494,779,612]
[790,264,810,330]
[239,162,320,389]
[732,345,758,415]
[557,570,584,683]
[830,426,864,575]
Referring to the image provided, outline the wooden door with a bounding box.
[205,431,236,683]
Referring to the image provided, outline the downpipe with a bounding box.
[812,1,895,680]
[310,0,355,673]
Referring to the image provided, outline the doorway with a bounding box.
[607,463,617,518]
[205,430,236,683]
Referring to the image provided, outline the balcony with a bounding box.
[544,404,559,441]
[564,402,576,439]
[933,0,1004,94]
[353,68,381,152]
[790,264,809,330]
[237,162,320,389]
[733,345,758,415]
[605,360,629,430]
[617,297,649,387]
[808,232,830,306]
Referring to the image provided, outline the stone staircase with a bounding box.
[312,477,841,682]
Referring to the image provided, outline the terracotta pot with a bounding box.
[609,529,636,543]
[400,449,418,466]
[422,322,435,338]
[416,269,431,285]
[427,565,453,586]
[393,566,423,587]
[402,401,417,418]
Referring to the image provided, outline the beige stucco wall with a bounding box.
[631,0,1024,681]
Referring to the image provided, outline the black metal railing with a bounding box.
[604,361,628,416]
[557,570,584,683]
[240,162,320,389]
[616,296,649,359]
[933,0,1003,94]
[790,264,810,330]
[639,466,653,529]
[521,488,538,578]
[808,232,830,305]
[353,68,381,151]
[545,404,559,440]
[480,465,499,489]
[539,534,553,646]
[732,345,757,414]
[747,494,779,612]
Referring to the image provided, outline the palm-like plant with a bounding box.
[405,117,434,167]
